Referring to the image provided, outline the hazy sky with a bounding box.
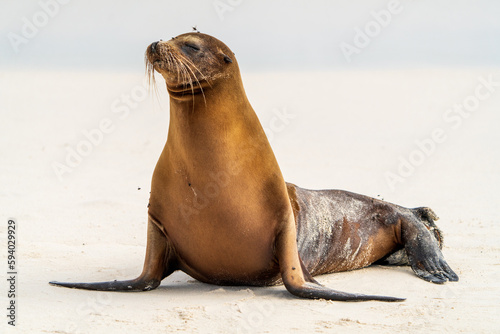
[1,0,500,71]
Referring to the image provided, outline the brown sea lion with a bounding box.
[50,32,458,301]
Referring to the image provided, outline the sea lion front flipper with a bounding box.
[50,216,178,291]
[276,215,405,302]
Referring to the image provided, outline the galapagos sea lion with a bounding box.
[50,32,458,301]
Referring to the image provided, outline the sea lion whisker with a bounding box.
[144,52,160,101]
[168,53,187,95]
[176,53,213,90]
[170,53,182,85]
[170,54,188,90]
[170,52,203,108]
[172,54,189,87]
[174,55,198,110]
[175,53,211,83]
[177,57,191,90]
[168,53,181,85]
[176,55,207,106]
[174,52,208,105]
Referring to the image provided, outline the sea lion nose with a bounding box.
[151,41,159,53]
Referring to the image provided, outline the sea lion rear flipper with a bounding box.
[50,217,177,291]
[276,215,405,302]
[405,240,459,284]
[402,210,459,284]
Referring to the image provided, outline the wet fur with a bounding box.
[287,183,457,284]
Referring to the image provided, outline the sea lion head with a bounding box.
[145,33,237,100]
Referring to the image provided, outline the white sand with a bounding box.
[1,68,499,333]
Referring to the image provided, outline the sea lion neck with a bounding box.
[160,75,278,188]
[166,73,255,143]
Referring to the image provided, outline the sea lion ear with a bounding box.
[222,54,232,63]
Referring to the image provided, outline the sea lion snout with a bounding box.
[151,41,159,53]
[149,40,168,55]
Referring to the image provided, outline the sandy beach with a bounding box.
[1,68,499,333]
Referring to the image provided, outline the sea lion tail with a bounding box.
[49,278,160,291]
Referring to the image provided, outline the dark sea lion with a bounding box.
[288,184,457,284]
[50,32,458,301]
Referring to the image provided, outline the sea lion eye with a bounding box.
[185,43,200,51]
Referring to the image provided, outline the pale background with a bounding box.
[1,1,500,333]
[1,0,500,70]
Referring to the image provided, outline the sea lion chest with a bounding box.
[148,145,285,285]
